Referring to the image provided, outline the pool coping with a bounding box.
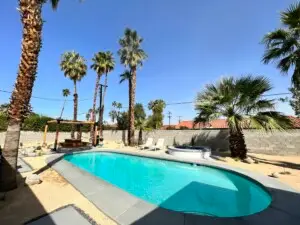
[46,149,300,225]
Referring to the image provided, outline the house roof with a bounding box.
[172,116,300,130]
[288,116,300,128]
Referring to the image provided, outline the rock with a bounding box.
[279,171,291,175]
[35,146,42,150]
[270,172,279,178]
[25,147,35,154]
[243,157,254,164]
[27,152,37,157]
[25,174,42,186]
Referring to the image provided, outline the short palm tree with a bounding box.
[262,2,300,88]
[59,88,70,119]
[194,75,291,159]
[0,0,63,192]
[118,28,147,146]
[60,51,87,139]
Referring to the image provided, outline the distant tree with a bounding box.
[262,2,300,88]
[195,75,291,159]
[109,102,123,123]
[289,87,300,117]
[60,51,87,139]
[59,88,70,119]
[148,99,166,129]
[0,104,9,115]
[86,109,92,121]
[118,28,148,146]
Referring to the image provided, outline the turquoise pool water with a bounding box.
[64,152,271,217]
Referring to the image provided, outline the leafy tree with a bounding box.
[60,51,87,139]
[148,99,166,129]
[194,75,291,159]
[262,2,300,88]
[289,87,300,117]
[118,28,148,146]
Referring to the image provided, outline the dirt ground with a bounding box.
[0,155,117,225]
[0,145,300,225]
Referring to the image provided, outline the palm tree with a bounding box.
[148,99,166,129]
[262,2,300,88]
[60,51,87,139]
[59,88,70,119]
[90,52,105,143]
[194,75,291,159]
[0,0,61,192]
[118,28,147,146]
[99,51,115,137]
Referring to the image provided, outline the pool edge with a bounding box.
[46,149,300,225]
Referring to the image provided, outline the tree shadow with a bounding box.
[177,130,229,155]
[250,155,300,171]
[0,156,94,225]
[128,181,300,225]
[0,157,57,224]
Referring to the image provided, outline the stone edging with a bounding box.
[46,149,300,225]
[24,204,98,225]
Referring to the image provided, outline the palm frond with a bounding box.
[250,111,292,131]
[50,0,60,10]
[60,51,87,81]
[281,2,300,28]
[119,70,131,84]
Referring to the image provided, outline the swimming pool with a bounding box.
[64,152,271,217]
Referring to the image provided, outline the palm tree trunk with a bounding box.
[0,0,43,191]
[128,68,136,146]
[59,98,67,119]
[90,74,101,144]
[99,72,108,137]
[229,127,247,159]
[138,129,143,145]
[72,80,77,139]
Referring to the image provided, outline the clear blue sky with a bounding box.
[0,0,296,124]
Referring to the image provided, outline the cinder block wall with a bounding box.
[1,129,300,155]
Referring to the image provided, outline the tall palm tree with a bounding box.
[262,2,300,88]
[194,75,291,159]
[0,0,61,192]
[99,51,115,137]
[60,51,87,139]
[90,52,105,144]
[118,28,147,146]
[59,88,70,119]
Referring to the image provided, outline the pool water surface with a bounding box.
[64,152,271,217]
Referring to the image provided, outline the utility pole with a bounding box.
[178,116,182,124]
[168,111,172,128]
[97,84,107,145]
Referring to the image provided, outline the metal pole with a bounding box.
[168,111,172,128]
[96,85,103,145]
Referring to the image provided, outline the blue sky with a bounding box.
[0,0,296,124]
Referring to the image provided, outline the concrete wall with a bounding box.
[1,129,300,155]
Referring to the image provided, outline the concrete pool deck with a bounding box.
[46,149,300,225]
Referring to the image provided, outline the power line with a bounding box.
[0,89,92,102]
